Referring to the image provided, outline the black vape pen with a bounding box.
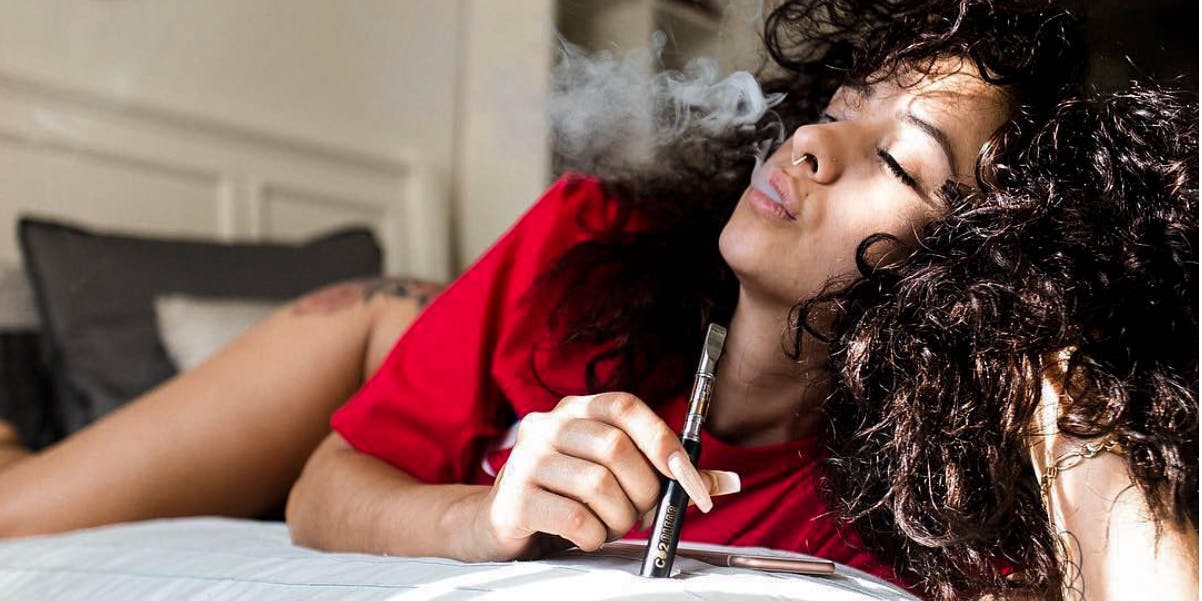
[640,322,727,577]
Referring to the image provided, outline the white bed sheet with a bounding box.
[0,517,919,600]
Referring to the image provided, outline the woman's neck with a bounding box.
[707,288,831,446]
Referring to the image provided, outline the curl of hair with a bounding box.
[811,83,1198,600]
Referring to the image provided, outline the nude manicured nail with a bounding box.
[709,470,741,496]
[668,451,712,512]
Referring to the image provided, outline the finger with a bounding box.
[666,452,712,512]
[551,419,662,513]
[664,467,741,515]
[556,393,711,510]
[694,470,741,502]
[529,453,639,540]
[637,470,741,531]
[518,487,609,552]
[649,471,740,514]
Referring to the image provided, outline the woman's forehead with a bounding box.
[829,64,1012,181]
[832,63,1010,116]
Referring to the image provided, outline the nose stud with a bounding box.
[791,152,817,169]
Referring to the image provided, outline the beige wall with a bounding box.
[0,0,460,181]
[0,1,770,277]
[456,0,555,269]
[0,0,555,276]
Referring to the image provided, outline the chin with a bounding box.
[719,213,839,310]
[718,210,759,278]
[719,220,796,308]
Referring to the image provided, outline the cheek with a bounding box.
[718,184,944,305]
[807,183,937,271]
[810,184,940,267]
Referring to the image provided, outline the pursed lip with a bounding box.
[765,168,801,219]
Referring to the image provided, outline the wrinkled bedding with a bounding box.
[0,517,918,600]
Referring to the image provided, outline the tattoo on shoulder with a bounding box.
[291,280,365,316]
[291,277,445,316]
[361,277,445,308]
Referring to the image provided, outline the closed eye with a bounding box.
[818,110,922,192]
[877,149,919,190]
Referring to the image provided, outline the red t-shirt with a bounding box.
[331,173,903,586]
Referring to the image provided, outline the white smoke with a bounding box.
[549,31,785,177]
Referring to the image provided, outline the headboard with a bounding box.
[0,71,451,282]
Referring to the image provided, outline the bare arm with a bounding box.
[1030,374,1199,601]
[287,393,739,562]
[287,432,496,560]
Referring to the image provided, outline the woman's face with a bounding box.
[719,62,1011,309]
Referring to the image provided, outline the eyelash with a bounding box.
[818,112,921,191]
[877,149,920,190]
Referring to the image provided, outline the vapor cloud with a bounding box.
[549,31,785,178]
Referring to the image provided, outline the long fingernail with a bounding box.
[668,451,712,512]
[709,470,741,496]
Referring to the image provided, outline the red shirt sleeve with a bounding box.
[331,174,615,484]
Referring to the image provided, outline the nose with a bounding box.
[785,123,843,184]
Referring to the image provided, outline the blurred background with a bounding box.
[0,0,1194,281]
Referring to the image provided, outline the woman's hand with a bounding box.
[469,392,739,560]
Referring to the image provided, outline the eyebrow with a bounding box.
[901,112,958,178]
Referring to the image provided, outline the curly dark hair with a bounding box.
[816,82,1198,600]
[532,1,1196,599]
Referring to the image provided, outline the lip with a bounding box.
[766,168,801,218]
[749,187,796,222]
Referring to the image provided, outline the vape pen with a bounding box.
[640,322,727,578]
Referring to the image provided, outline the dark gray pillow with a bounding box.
[19,217,382,438]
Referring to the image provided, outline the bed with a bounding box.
[0,517,918,600]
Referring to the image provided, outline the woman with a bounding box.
[0,1,1195,599]
[286,2,1195,600]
